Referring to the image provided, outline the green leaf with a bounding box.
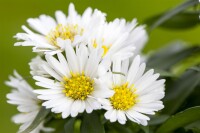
[149,115,170,126]
[153,69,174,77]
[171,51,200,76]
[141,126,150,133]
[44,118,66,133]
[147,44,200,70]
[148,0,199,31]
[64,118,76,133]
[145,12,200,30]
[80,112,105,133]
[185,121,200,131]
[189,66,200,72]
[21,106,50,133]
[156,106,200,133]
[74,119,81,133]
[188,128,200,133]
[163,69,200,114]
[108,123,133,133]
[106,122,143,133]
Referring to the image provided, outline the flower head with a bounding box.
[88,19,147,61]
[14,3,106,54]
[34,41,113,118]
[100,55,165,125]
[14,3,147,59]
[5,71,53,133]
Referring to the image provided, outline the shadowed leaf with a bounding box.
[156,106,200,133]
[80,112,105,133]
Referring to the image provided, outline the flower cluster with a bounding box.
[6,3,165,133]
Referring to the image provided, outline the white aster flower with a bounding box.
[88,18,147,61]
[29,56,50,77]
[14,3,106,54]
[100,55,165,125]
[6,71,53,133]
[34,42,113,118]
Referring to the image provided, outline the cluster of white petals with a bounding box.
[6,71,54,133]
[6,3,165,133]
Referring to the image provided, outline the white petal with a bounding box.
[55,11,67,25]
[71,100,83,117]
[65,41,79,73]
[126,55,141,86]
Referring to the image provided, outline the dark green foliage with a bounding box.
[80,112,105,133]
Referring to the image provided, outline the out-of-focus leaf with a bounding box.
[189,66,200,72]
[128,122,141,133]
[45,118,66,133]
[107,122,146,133]
[149,115,170,126]
[80,112,105,133]
[185,121,200,132]
[108,123,133,133]
[148,0,199,31]
[172,52,200,76]
[141,126,150,133]
[163,68,200,114]
[154,69,174,77]
[21,106,50,133]
[188,128,200,133]
[147,44,200,70]
[145,12,200,30]
[156,106,200,133]
[74,120,81,133]
[64,118,76,133]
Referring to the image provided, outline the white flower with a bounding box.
[100,55,165,125]
[29,56,50,77]
[34,42,113,118]
[14,3,106,55]
[5,71,54,133]
[88,18,147,61]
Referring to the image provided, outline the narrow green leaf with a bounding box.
[171,51,200,76]
[153,69,174,77]
[188,66,200,72]
[149,0,199,31]
[21,106,50,133]
[141,126,150,133]
[163,69,200,114]
[149,115,170,126]
[80,112,105,133]
[64,118,76,133]
[145,12,200,30]
[147,44,200,70]
[156,106,200,133]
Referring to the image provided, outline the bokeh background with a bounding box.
[1,0,200,132]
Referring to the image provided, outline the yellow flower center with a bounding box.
[63,72,94,100]
[110,83,138,110]
[46,24,84,46]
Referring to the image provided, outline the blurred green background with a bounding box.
[1,0,200,132]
